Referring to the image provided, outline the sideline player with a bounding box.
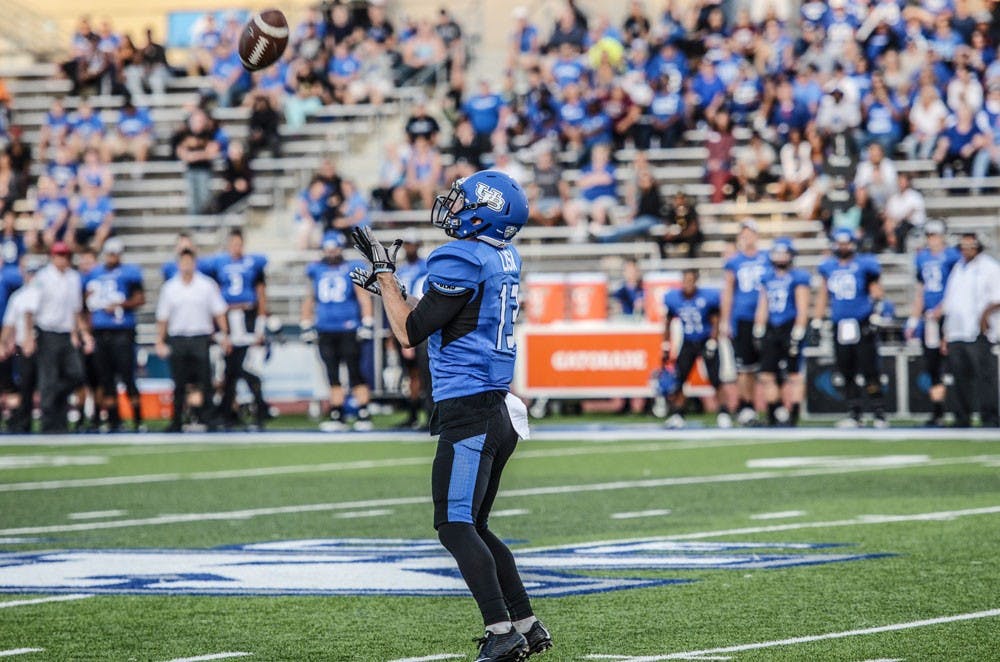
[813,229,887,428]
[753,238,811,426]
[906,220,960,426]
[662,268,729,428]
[82,238,145,432]
[394,231,430,428]
[209,229,270,429]
[350,171,551,662]
[301,231,375,431]
[2,256,41,433]
[720,219,769,424]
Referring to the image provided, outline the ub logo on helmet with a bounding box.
[475,182,506,212]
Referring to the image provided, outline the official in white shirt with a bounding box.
[155,248,231,432]
[23,242,94,433]
[1,257,43,433]
[942,233,1000,427]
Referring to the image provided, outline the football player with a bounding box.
[753,238,811,426]
[350,171,551,662]
[662,268,731,428]
[301,231,375,431]
[394,230,430,428]
[906,220,960,427]
[720,219,769,425]
[1,256,42,433]
[82,238,145,432]
[813,229,887,428]
[207,229,270,429]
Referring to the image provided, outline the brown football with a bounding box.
[238,9,289,72]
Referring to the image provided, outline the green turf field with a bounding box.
[0,429,998,661]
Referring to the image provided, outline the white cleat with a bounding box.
[319,420,347,432]
[664,413,686,429]
[736,407,757,426]
[716,411,733,428]
[873,416,889,429]
[353,419,374,432]
[835,417,860,429]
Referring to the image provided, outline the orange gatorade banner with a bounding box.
[516,323,663,397]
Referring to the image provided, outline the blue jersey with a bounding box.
[462,94,506,135]
[209,253,267,306]
[761,267,811,327]
[396,257,429,298]
[0,233,25,269]
[612,282,644,316]
[425,240,521,402]
[915,246,961,311]
[74,196,113,232]
[724,251,770,323]
[0,268,22,322]
[307,259,364,332]
[818,254,882,322]
[664,287,720,343]
[83,263,143,330]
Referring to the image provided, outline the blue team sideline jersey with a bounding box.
[724,250,770,323]
[395,257,429,298]
[761,267,811,327]
[83,263,143,330]
[208,253,268,305]
[307,259,364,332]
[817,254,882,322]
[663,287,720,343]
[0,268,23,323]
[425,240,521,402]
[915,246,960,311]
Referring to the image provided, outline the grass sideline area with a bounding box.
[0,431,998,660]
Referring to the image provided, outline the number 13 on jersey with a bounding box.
[496,282,519,352]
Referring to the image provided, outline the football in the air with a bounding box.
[238,9,289,72]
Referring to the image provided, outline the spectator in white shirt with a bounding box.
[23,242,93,432]
[905,84,949,160]
[776,129,813,200]
[883,172,926,253]
[155,248,231,432]
[946,65,984,113]
[942,233,1000,427]
[853,143,898,211]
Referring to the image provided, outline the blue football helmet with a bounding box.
[653,366,678,396]
[431,170,529,245]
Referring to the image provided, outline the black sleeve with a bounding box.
[405,287,474,346]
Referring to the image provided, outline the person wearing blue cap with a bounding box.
[813,229,887,428]
[301,231,374,431]
[753,238,811,426]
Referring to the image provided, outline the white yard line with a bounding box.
[387,655,464,662]
[0,594,94,609]
[611,509,673,520]
[520,504,1000,553]
[0,441,749,493]
[163,654,252,662]
[67,510,127,520]
[0,650,44,658]
[749,510,806,520]
[333,509,393,519]
[491,509,530,517]
[1,428,999,447]
[594,608,1000,661]
[1,455,995,537]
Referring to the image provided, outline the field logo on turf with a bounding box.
[0,539,890,597]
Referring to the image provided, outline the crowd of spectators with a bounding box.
[348,0,1000,257]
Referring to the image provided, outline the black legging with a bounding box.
[220,345,266,423]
